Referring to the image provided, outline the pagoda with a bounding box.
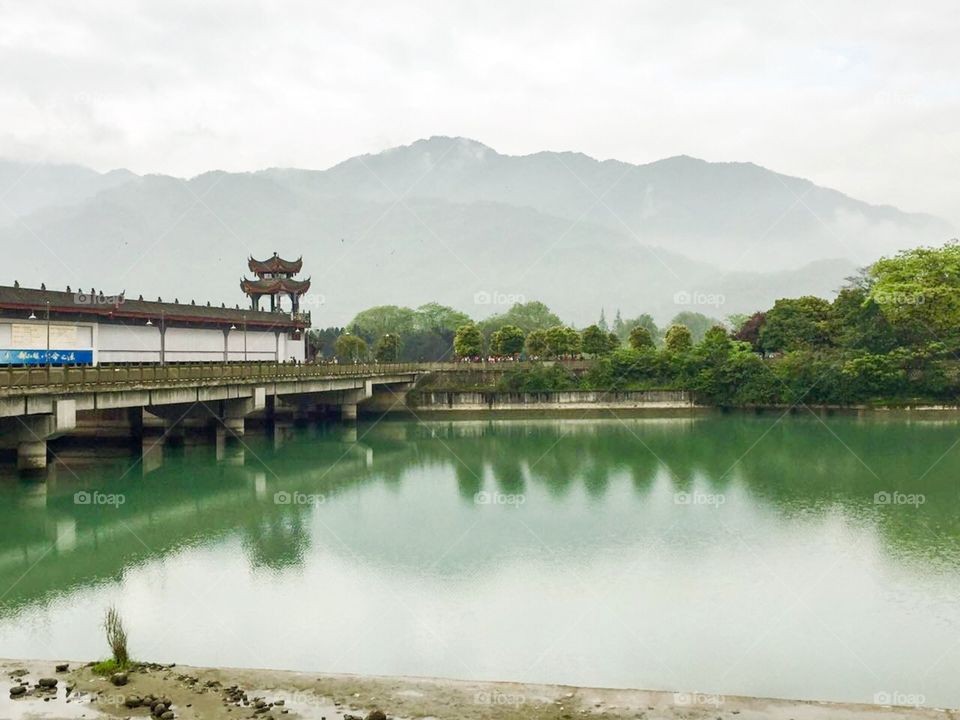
[241,253,311,313]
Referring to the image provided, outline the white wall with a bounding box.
[1,318,305,364]
[97,323,162,363]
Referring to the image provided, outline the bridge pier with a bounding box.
[220,388,266,439]
[16,400,76,473]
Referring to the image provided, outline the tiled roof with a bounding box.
[0,285,309,329]
[248,254,303,275]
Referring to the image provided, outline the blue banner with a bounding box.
[0,349,94,365]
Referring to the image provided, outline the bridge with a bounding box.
[0,362,431,472]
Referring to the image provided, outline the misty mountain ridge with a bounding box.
[0,137,951,326]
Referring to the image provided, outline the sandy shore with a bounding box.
[2,658,954,720]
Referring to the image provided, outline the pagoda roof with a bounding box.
[241,277,311,295]
[0,285,310,330]
[248,253,303,275]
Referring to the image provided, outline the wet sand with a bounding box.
[2,658,954,720]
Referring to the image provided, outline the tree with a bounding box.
[373,333,401,362]
[628,325,655,350]
[414,303,471,333]
[348,305,416,340]
[620,313,658,343]
[663,324,693,353]
[454,323,483,358]
[598,308,609,332]
[581,324,610,356]
[479,301,562,334]
[668,311,718,345]
[830,286,898,353]
[733,312,766,353]
[544,325,581,357]
[612,309,625,339]
[563,327,582,357]
[525,329,547,357]
[490,325,525,356]
[606,332,621,352]
[868,242,960,346]
[760,296,833,353]
[335,334,368,362]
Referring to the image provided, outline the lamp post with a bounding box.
[45,301,50,368]
[243,315,248,362]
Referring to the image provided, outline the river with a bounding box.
[1,415,958,708]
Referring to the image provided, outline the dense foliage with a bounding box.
[312,242,960,405]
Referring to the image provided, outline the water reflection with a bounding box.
[0,415,959,706]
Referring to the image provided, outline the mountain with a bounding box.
[0,161,137,221]
[0,138,950,326]
[263,137,952,270]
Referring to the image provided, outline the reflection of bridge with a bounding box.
[0,362,429,471]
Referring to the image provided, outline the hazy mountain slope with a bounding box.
[0,168,855,326]
[0,160,137,222]
[263,137,951,270]
[2,137,941,324]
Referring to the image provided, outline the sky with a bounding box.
[1,0,958,224]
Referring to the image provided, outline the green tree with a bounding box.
[598,308,609,332]
[830,286,898,353]
[868,242,960,345]
[348,305,416,340]
[414,303,471,333]
[663,324,693,353]
[760,296,833,353]
[620,313,658,343]
[669,311,718,344]
[581,324,611,356]
[606,332,621,352]
[525,329,548,357]
[490,325,525,356]
[373,333,401,362]
[454,323,483,358]
[628,325,655,350]
[335,334,368,363]
[479,301,562,335]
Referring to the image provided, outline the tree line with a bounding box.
[309,241,960,405]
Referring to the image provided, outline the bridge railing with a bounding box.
[0,359,593,392]
[0,361,424,392]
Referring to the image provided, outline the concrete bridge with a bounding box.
[0,362,424,471]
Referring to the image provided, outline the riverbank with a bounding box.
[2,659,953,720]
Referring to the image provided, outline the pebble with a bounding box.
[111,672,129,686]
[9,685,27,697]
[55,663,69,673]
[38,677,58,688]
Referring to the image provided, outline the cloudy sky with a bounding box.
[1,0,958,223]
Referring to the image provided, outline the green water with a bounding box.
[1,415,959,708]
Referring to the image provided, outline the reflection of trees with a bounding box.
[367,415,960,564]
[3,415,960,618]
[241,514,309,571]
